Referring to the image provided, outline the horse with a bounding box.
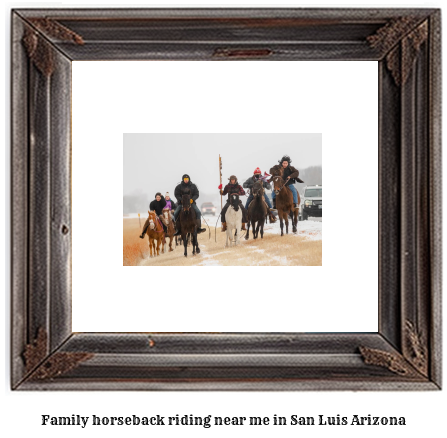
[271,175,299,235]
[160,208,175,252]
[143,210,165,257]
[225,193,243,247]
[245,181,267,240]
[178,192,200,256]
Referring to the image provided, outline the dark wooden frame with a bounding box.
[11,8,441,390]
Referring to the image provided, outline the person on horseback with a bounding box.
[243,167,277,223]
[218,175,249,232]
[139,192,167,238]
[164,192,177,211]
[173,174,206,235]
[271,155,303,209]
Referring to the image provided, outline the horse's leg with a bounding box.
[225,228,230,247]
[292,210,298,233]
[196,230,200,253]
[236,219,241,245]
[192,231,196,255]
[260,219,264,239]
[279,214,284,236]
[252,219,257,239]
[149,237,152,257]
[245,220,250,240]
[183,233,188,257]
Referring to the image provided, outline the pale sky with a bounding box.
[123,133,321,198]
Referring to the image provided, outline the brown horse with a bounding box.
[178,193,200,257]
[245,181,267,240]
[143,210,165,257]
[271,176,299,235]
[160,208,175,252]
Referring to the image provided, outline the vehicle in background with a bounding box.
[300,185,322,220]
[201,202,217,216]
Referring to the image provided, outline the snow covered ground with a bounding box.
[125,212,322,241]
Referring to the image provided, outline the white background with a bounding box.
[2,1,445,438]
[72,61,377,332]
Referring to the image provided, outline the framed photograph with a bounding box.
[11,8,441,390]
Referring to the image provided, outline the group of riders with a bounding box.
[139,155,303,238]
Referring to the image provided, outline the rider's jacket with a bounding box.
[283,165,300,186]
[243,175,271,191]
[149,196,167,215]
[222,183,245,199]
[164,199,177,210]
[174,181,200,205]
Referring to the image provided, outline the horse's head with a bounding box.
[181,192,192,211]
[148,210,157,230]
[230,193,240,211]
[269,164,283,177]
[272,176,284,195]
[162,208,171,222]
[252,181,264,198]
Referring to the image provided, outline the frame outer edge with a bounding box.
[11,12,29,388]
[428,10,442,388]
[10,7,441,391]
[12,7,438,20]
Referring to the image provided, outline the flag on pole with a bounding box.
[259,171,271,183]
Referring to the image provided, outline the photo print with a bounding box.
[123,133,322,266]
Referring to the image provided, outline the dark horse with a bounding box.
[272,175,299,235]
[178,192,200,256]
[245,181,267,240]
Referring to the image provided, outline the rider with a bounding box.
[164,192,177,211]
[218,175,249,232]
[243,167,277,223]
[271,155,303,209]
[139,192,167,238]
[173,174,206,235]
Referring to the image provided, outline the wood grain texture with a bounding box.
[11,13,29,389]
[428,10,442,388]
[11,8,441,391]
[49,50,72,351]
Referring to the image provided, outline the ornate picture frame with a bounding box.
[11,8,441,390]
